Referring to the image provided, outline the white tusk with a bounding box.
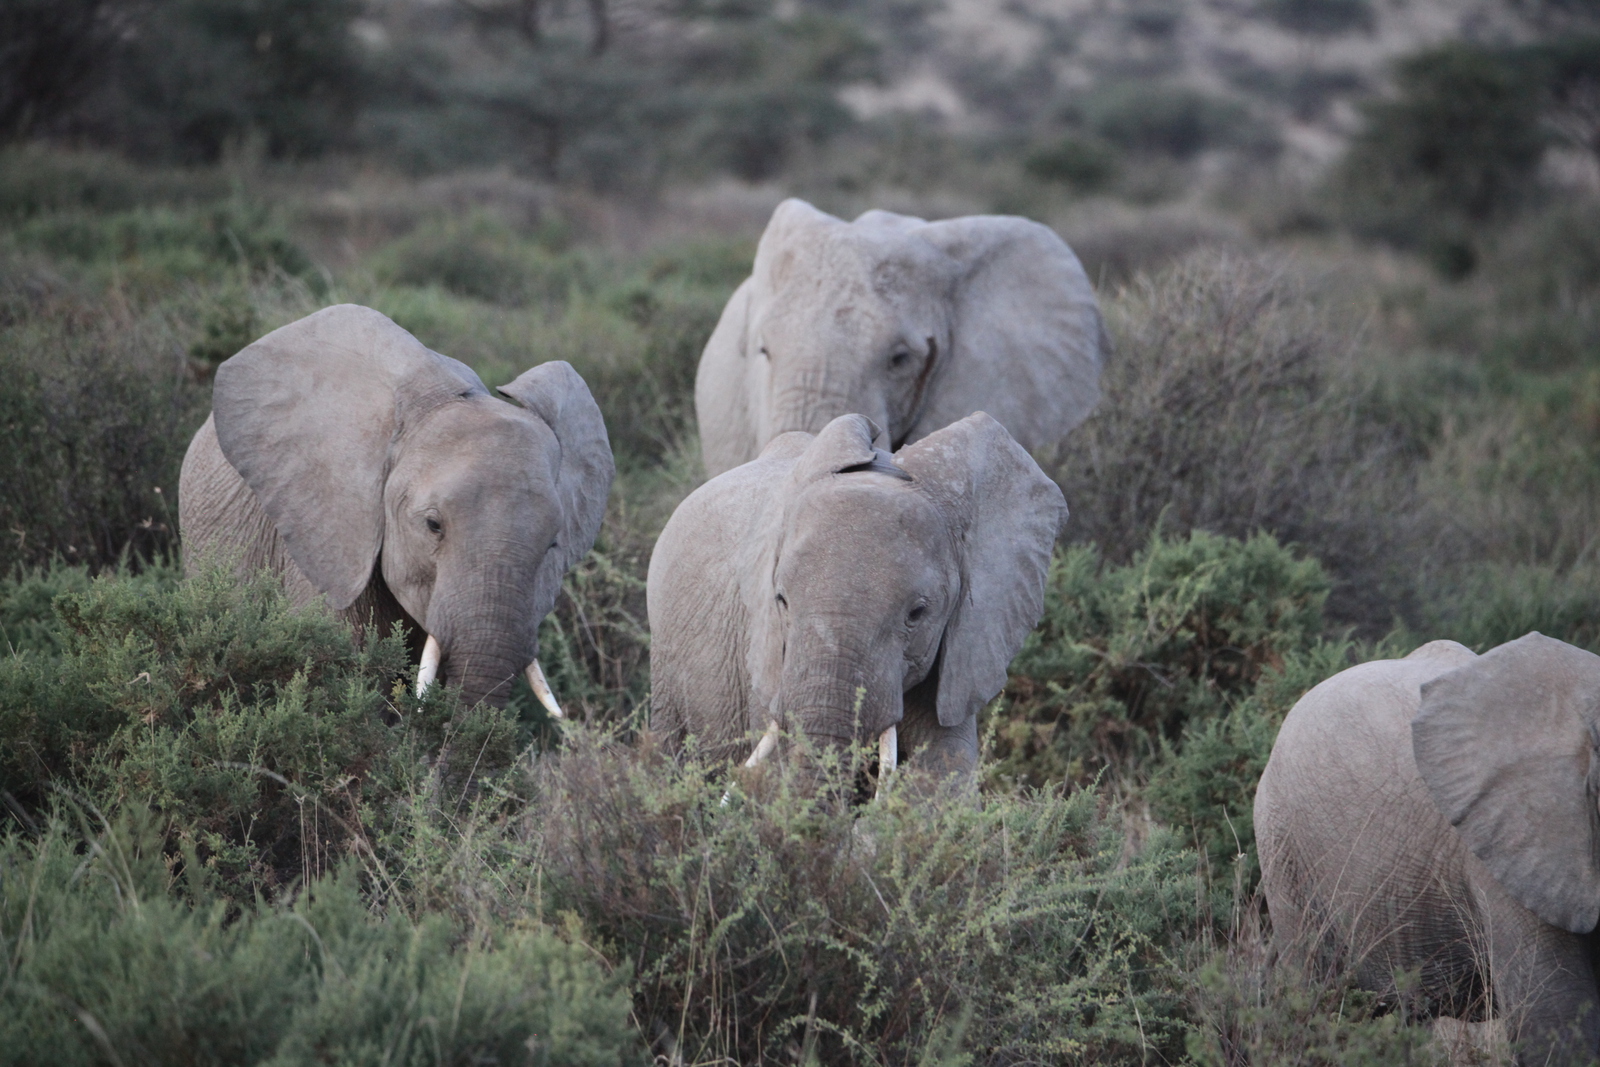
[744,720,781,768]
[722,721,781,806]
[415,634,441,698]
[875,725,897,798]
[524,659,564,720]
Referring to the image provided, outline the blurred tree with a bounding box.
[1339,44,1546,227]
[108,0,367,160]
[0,0,127,141]
[1521,35,1600,163]
[1259,0,1374,36]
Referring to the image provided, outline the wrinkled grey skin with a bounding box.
[648,412,1066,780]
[179,305,614,709]
[1255,634,1600,1066]
[695,198,1107,478]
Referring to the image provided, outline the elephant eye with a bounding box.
[425,516,442,535]
[908,604,927,623]
[759,345,771,360]
[775,592,787,609]
[890,349,911,369]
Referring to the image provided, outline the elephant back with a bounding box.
[1256,641,1485,1007]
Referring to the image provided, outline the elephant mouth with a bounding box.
[413,633,565,719]
[728,721,898,801]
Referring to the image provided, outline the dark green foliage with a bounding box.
[1081,84,1273,160]
[10,201,315,283]
[0,146,228,219]
[541,727,1205,1064]
[0,811,640,1065]
[1145,639,1366,875]
[188,287,260,372]
[98,0,368,162]
[0,564,522,896]
[1421,562,1600,654]
[0,273,207,575]
[0,0,121,141]
[992,531,1328,789]
[1024,135,1121,191]
[1259,0,1374,36]
[1335,43,1546,252]
[371,214,596,307]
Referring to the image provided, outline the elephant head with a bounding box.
[1413,632,1600,935]
[211,304,613,710]
[694,198,1107,477]
[726,412,1065,778]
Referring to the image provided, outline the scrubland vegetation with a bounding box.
[4,0,1600,1062]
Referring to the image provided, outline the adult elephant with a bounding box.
[1255,634,1600,1066]
[180,304,613,712]
[648,412,1065,782]
[694,198,1107,478]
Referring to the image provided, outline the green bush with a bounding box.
[0,146,227,218]
[0,809,639,1065]
[991,530,1329,790]
[1024,135,1121,191]
[371,215,594,307]
[9,201,315,284]
[1081,84,1273,160]
[539,726,1205,1065]
[0,275,208,575]
[1051,252,1422,630]
[0,563,524,897]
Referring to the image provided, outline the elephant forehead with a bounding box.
[397,398,559,493]
[782,478,955,570]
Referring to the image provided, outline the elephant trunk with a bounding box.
[776,644,903,754]
[419,559,547,709]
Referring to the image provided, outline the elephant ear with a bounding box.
[896,413,1067,727]
[913,216,1106,451]
[499,361,616,623]
[787,414,903,487]
[213,304,488,611]
[1413,632,1600,934]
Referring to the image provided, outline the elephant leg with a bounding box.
[1480,873,1600,1066]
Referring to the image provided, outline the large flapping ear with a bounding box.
[499,361,616,625]
[896,413,1067,727]
[213,304,488,610]
[695,278,756,478]
[1413,632,1600,934]
[912,216,1106,451]
[787,414,903,488]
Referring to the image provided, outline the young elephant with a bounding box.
[180,304,614,711]
[647,412,1066,781]
[695,198,1107,478]
[1255,634,1600,1066]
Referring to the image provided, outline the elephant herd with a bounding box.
[178,198,1600,1064]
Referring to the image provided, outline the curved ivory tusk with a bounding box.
[416,635,442,698]
[524,659,564,720]
[722,721,780,807]
[875,725,897,798]
[744,720,781,768]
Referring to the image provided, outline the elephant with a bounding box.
[694,198,1108,478]
[1254,633,1600,1066]
[179,304,614,712]
[646,411,1066,783]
